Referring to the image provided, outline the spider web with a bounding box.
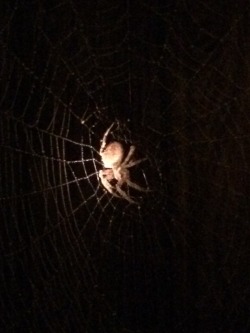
[1,1,250,332]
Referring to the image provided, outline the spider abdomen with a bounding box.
[101,141,124,168]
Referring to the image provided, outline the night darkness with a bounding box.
[1,1,250,332]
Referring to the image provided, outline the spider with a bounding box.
[99,123,149,204]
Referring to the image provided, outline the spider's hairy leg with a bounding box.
[115,185,138,204]
[100,122,115,154]
[124,158,147,169]
[126,179,150,192]
[122,145,136,165]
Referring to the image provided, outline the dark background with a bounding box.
[1,0,250,332]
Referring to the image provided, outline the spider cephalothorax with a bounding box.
[99,123,149,204]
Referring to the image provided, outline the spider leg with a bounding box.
[126,179,150,192]
[122,145,136,165]
[100,122,115,154]
[124,158,147,169]
[115,184,138,204]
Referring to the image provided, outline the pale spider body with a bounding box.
[99,123,149,204]
[101,141,124,168]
